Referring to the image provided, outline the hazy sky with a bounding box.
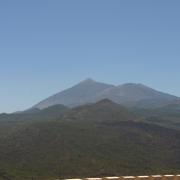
[0,0,180,113]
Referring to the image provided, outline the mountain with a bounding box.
[33,79,179,110]
[63,99,136,123]
[34,78,114,109]
[0,100,180,179]
[97,83,179,108]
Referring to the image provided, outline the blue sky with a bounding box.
[0,0,180,113]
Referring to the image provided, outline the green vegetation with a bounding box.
[0,100,180,179]
[133,103,180,130]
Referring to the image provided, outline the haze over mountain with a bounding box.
[33,79,179,110]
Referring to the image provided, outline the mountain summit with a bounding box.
[34,79,114,109]
[33,79,179,109]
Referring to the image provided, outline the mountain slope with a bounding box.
[97,83,178,108]
[0,104,69,124]
[63,99,136,123]
[34,78,114,109]
[133,102,180,130]
[32,79,179,110]
[0,101,180,179]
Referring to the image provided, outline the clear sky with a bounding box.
[0,0,180,113]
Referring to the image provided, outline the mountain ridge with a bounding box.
[33,79,179,110]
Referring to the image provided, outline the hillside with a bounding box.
[133,102,180,130]
[0,101,180,179]
[34,79,114,109]
[0,104,69,122]
[63,99,136,123]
